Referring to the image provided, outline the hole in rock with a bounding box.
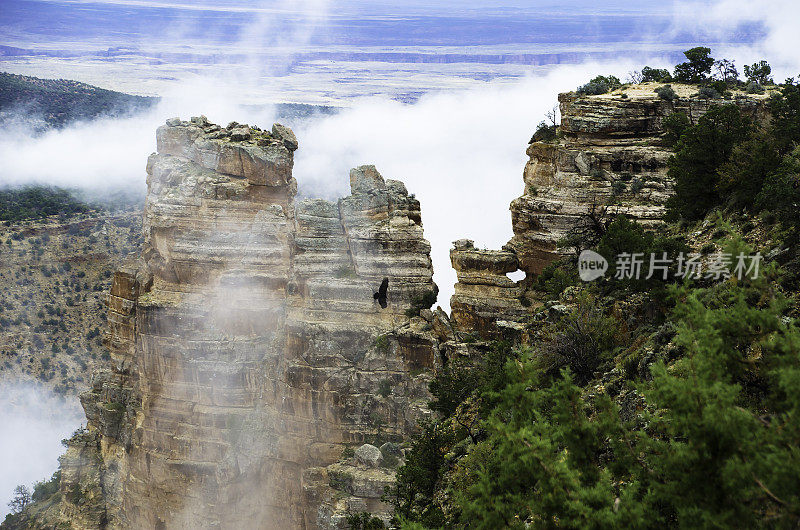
[507,269,526,282]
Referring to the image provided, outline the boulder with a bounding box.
[350,165,386,194]
[379,442,402,458]
[272,123,299,151]
[355,444,383,468]
[229,126,251,141]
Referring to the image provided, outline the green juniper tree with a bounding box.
[673,47,715,84]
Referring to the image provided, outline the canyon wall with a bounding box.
[59,117,443,529]
[450,84,768,337]
[48,83,770,529]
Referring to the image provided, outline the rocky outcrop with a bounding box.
[39,84,775,529]
[451,83,769,337]
[508,85,769,274]
[56,118,443,529]
[449,239,527,337]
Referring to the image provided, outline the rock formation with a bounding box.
[450,83,769,337]
[35,83,772,530]
[57,117,443,529]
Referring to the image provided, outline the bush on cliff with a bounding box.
[665,79,800,228]
[755,147,800,240]
[661,111,691,148]
[576,75,622,96]
[595,215,688,293]
[391,69,800,529]
[530,121,557,142]
[642,66,673,83]
[744,60,773,85]
[456,279,800,529]
[666,104,752,221]
[697,86,721,99]
[346,512,386,529]
[394,255,800,529]
[533,293,620,385]
[654,84,677,101]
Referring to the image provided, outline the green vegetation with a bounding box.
[666,104,752,221]
[673,46,715,84]
[347,512,387,529]
[0,186,94,223]
[580,49,777,104]
[744,60,773,85]
[0,72,157,129]
[654,84,676,101]
[391,225,800,529]
[32,471,61,502]
[697,86,721,99]
[641,66,672,83]
[530,121,556,142]
[378,379,393,398]
[375,334,390,353]
[532,260,577,299]
[389,60,800,530]
[576,75,622,95]
[667,79,800,233]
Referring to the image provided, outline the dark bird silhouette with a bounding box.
[373,278,389,308]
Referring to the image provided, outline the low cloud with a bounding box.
[0,381,84,518]
[0,59,643,310]
[2,0,798,311]
[292,62,641,309]
[671,0,800,79]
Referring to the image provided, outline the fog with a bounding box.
[672,0,800,80]
[0,60,647,311]
[1,0,798,517]
[0,381,84,518]
[290,63,642,309]
[3,0,794,310]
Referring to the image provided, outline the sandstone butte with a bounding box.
[35,84,768,529]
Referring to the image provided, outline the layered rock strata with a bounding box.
[451,84,769,336]
[44,84,773,529]
[509,86,768,274]
[59,117,441,529]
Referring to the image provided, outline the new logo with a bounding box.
[578,250,608,281]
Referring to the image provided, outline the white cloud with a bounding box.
[671,0,800,80]
[3,0,799,313]
[293,62,640,310]
[0,382,83,518]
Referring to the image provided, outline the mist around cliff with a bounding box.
[1,0,795,308]
[0,381,84,517]
[0,61,648,312]
[0,0,797,524]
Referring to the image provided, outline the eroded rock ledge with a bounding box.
[450,84,768,337]
[59,117,447,529]
[49,84,770,530]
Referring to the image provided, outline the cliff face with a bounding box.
[450,84,768,337]
[46,84,771,530]
[509,87,768,275]
[61,117,442,529]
